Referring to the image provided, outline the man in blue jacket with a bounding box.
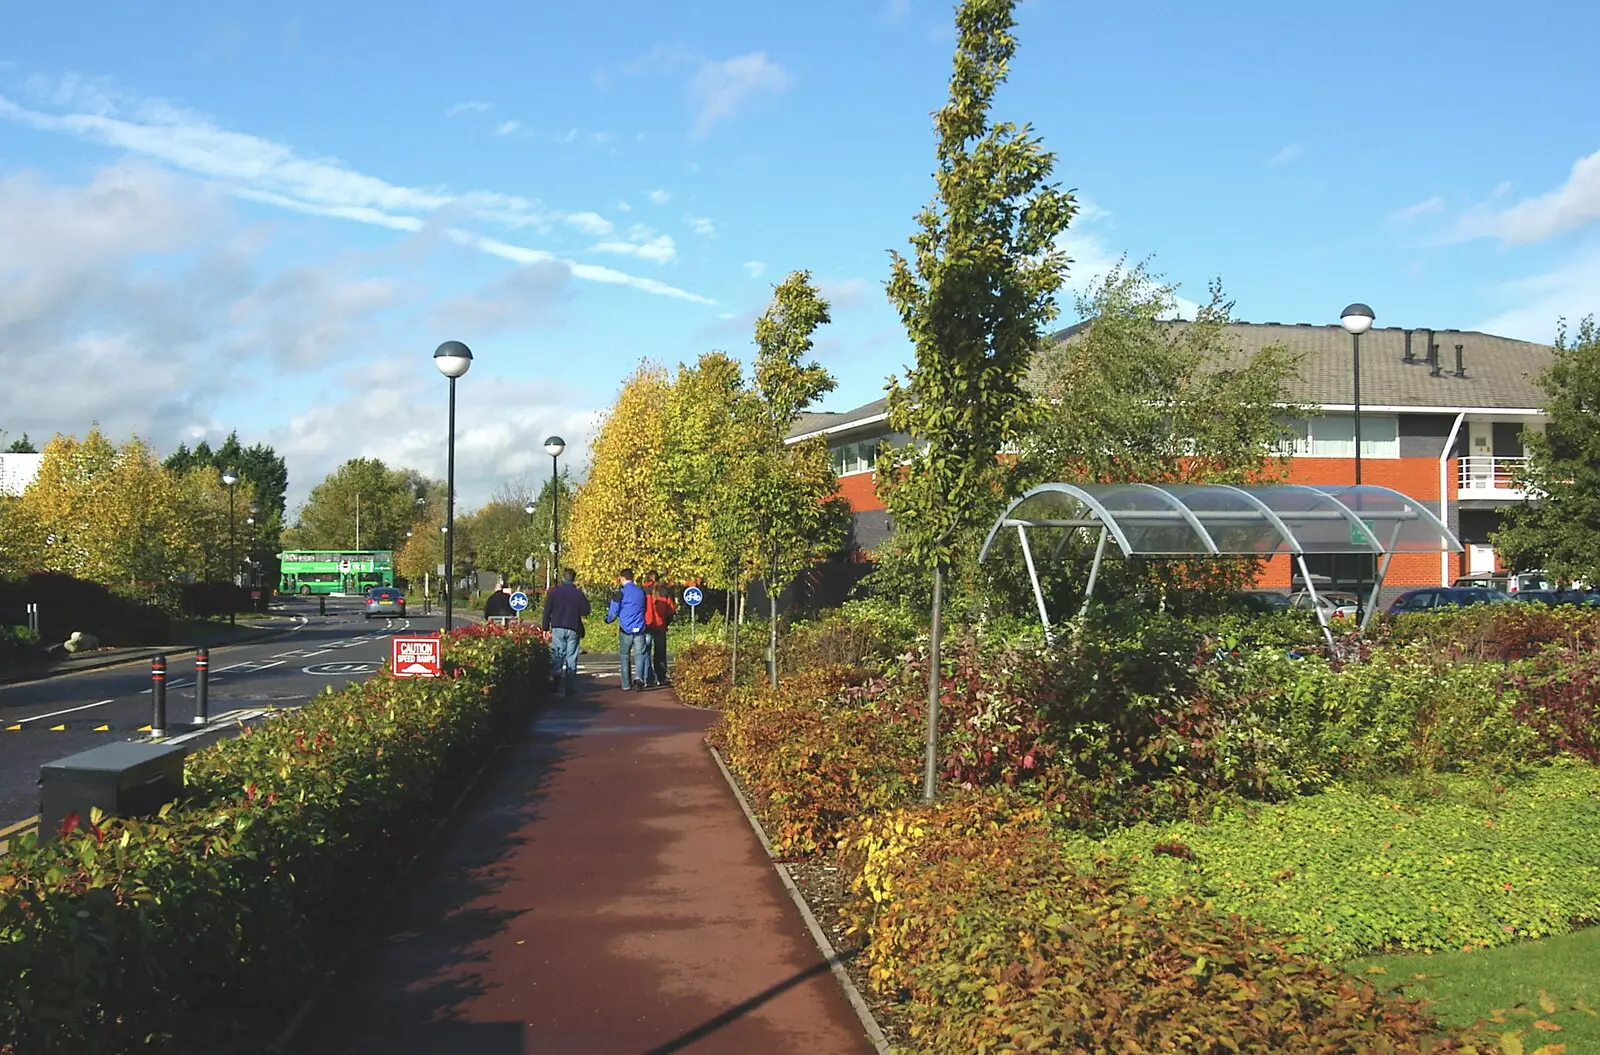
[605,568,649,691]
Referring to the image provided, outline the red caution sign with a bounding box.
[391,635,442,678]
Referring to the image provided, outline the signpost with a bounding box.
[390,635,442,678]
[509,590,529,622]
[683,585,703,643]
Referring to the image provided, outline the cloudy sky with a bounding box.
[2,0,1598,512]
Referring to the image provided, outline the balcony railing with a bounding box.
[1458,455,1530,495]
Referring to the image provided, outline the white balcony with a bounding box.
[1458,455,1530,499]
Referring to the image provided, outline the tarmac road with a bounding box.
[0,596,460,833]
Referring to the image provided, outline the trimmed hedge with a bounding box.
[840,794,1485,1053]
[672,641,733,707]
[0,621,549,1054]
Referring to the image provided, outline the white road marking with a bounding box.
[11,698,116,724]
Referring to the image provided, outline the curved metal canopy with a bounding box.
[980,482,1463,646]
[979,482,1461,562]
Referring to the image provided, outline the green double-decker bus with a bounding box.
[277,550,396,596]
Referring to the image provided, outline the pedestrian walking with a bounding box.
[644,581,676,686]
[484,583,514,624]
[540,569,590,696]
[605,568,649,691]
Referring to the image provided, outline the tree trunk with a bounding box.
[729,581,739,687]
[922,562,945,802]
[768,543,780,690]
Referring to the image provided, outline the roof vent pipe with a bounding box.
[1428,330,1442,377]
[1403,329,1415,363]
[1455,343,1466,378]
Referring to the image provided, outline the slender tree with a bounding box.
[733,270,850,687]
[878,0,1076,800]
[1495,316,1600,582]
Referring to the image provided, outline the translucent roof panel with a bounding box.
[1312,484,1464,554]
[1247,485,1384,554]
[980,481,1462,562]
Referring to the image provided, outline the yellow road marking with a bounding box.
[0,815,39,840]
[94,724,109,732]
[3,724,17,731]
[49,724,65,731]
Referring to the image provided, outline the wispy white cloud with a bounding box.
[446,101,490,117]
[647,188,671,205]
[742,260,766,277]
[883,0,913,23]
[565,212,615,238]
[1455,149,1600,245]
[687,215,715,237]
[1476,245,1600,342]
[0,78,713,304]
[817,276,872,310]
[690,51,791,139]
[617,200,633,212]
[1268,144,1304,167]
[1059,232,1200,320]
[494,119,520,136]
[1391,195,1445,222]
[594,229,677,265]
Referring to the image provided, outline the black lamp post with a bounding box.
[1340,303,1375,485]
[433,341,474,632]
[221,468,239,626]
[544,436,567,573]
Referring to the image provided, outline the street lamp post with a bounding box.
[1340,303,1375,485]
[544,436,567,576]
[434,342,474,631]
[221,468,240,626]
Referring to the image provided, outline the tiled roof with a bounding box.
[790,323,1556,439]
[1045,321,1555,410]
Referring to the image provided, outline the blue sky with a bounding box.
[2,0,1597,511]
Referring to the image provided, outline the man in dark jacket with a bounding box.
[605,568,649,691]
[483,584,514,622]
[541,569,590,696]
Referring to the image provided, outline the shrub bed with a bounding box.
[1060,760,1600,961]
[672,641,732,707]
[0,621,549,1054]
[839,794,1486,1053]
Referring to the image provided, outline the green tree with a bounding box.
[731,271,851,686]
[566,364,673,585]
[4,433,37,454]
[284,458,433,552]
[1007,262,1303,612]
[0,430,202,585]
[461,474,573,587]
[1495,316,1600,582]
[878,0,1076,800]
[659,352,748,584]
[164,432,289,523]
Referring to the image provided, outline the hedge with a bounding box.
[0,621,549,1054]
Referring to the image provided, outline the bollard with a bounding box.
[150,654,168,739]
[193,648,209,726]
[319,594,326,616]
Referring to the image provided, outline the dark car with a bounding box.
[364,586,407,619]
[1387,587,1512,616]
[1514,588,1600,607]
[1229,590,1292,613]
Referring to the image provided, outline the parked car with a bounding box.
[1452,571,1552,594]
[1288,590,1362,620]
[1229,590,1291,613]
[1387,587,1512,615]
[1513,588,1600,607]
[364,586,407,618]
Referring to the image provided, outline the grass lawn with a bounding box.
[1351,927,1600,1050]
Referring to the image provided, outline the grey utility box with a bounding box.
[38,741,188,842]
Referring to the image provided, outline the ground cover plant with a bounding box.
[712,599,1600,1053]
[0,621,549,1055]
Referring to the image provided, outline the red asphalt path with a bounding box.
[297,678,875,1055]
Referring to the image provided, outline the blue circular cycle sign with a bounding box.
[682,586,703,607]
[508,591,530,611]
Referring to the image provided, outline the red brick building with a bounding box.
[787,322,1555,600]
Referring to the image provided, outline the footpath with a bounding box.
[294,675,876,1055]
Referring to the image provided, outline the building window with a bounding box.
[830,437,885,477]
[1274,414,1398,459]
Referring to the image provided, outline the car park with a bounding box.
[1387,586,1512,615]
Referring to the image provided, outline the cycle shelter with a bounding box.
[978,482,1463,648]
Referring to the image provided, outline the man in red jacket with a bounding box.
[643,581,676,687]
